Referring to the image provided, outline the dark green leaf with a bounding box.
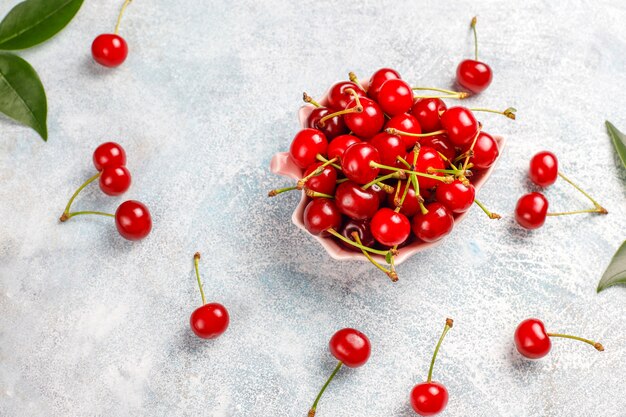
[0,53,47,140]
[597,240,626,293]
[606,121,626,169]
[385,251,392,264]
[0,0,84,50]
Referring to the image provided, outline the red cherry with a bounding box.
[456,60,493,93]
[529,151,558,187]
[410,382,449,416]
[329,328,371,368]
[339,219,375,251]
[385,113,422,149]
[404,146,445,189]
[411,98,447,133]
[370,208,411,246]
[115,200,152,240]
[327,81,366,111]
[327,135,361,161]
[307,107,348,140]
[343,97,385,139]
[93,142,126,171]
[335,181,380,220]
[99,166,131,196]
[303,163,337,195]
[468,132,499,169]
[189,253,229,339]
[303,198,342,236]
[341,143,380,185]
[377,79,414,116]
[435,180,475,214]
[386,182,420,217]
[420,134,456,163]
[515,192,548,230]
[289,129,328,169]
[368,68,401,101]
[92,34,128,67]
[412,202,454,242]
[369,132,405,170]
[514,318,551,359]
[440,107,479,147]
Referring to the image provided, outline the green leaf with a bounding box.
[597,240,626,293]
[385,251,393,264]
[0,0,83,50]
[606,121,626,169]
[0,53,47,140]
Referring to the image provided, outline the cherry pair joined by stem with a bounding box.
[92,0,133,68]
[456,17,493,94]
[189,253,229,339]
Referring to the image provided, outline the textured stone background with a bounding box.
[1,0,625,416]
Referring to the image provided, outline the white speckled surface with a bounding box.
[1,1,625,416]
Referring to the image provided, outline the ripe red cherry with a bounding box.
[341,143,380,185]
[99,166,131,196]
[307,107,348,140]
[369,132,405,170]
[435,180,475,214]
[93,142,126,171]
[514,318,551,359]
[329,328,371,367]
[412,202,454,242]
[339,219,375,251]
[368,68,401,101]
[302,163,337,196]
[189,253,229,339]
[420,134,456,163]
[410,382,449,416]
[303,198,342,236]
[289,128,328,169]
[529,151,558,187]
[343,97,385,139]
[456,60,493,93]
[387,182,420,217]
[404,146,445,189]
[377,79,414,116]
[515,192,548,230]
[327,81,366,111]
[92,34,128,67]
[370,208,411,246]
[335,181,379,220]
[385,113,422,149]
[440,107,479,147]
[468,132,499,169]
[327,135,361,161]
[115,200,152,240]
[411,98,447,133]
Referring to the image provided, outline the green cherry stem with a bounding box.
[386,128,446,137]
[469,107,517,120]
[305,189,334,199]
[547,332,604,351]
[298,157,339,189]
[60,172,101,222]
[474,199,501,219]
[114,0,133,35]
[267,186,297,197]
[412,87,470,99]
[316,154,342,170]
[326,228,390,256]
[303,92,321,108]
[370,161,453,183]
[348,71,364,90]
[61,211,115,221]
[308,361,343,417]
[427,318,454,383]
[470,16,479,61]
[556,172,608,214]
[362,171,405,189]
[193,252,206,305]
[353,233,397,282]
[319,89,362,126]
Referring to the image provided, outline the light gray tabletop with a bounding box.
[1,1,625,416]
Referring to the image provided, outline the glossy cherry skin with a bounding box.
[335,181,380,220]
[344,97,385,139]
[514,318,551,359]
[515,192,548,230]
[115,200,152,240]
[99,166,132,196]
[377,79,414,116]
[529,151,558,187]
[368,68,401,101]
[289,128,328,169]
[93,142,126,171]
[403,146,445,189]
[440,107,479,147]
[412,202,454,242]
[190,303,229,339]
[385,113,422,149]
[92,34,128,67]
[456,59,493,94]
[306,107,348,140]
[370,208,411,247]
[303,163,337,195]
[341,143,381,185]
[468,132,499,169]
[303,198,342,237]
[410,382,449,416]
[435,180,475,214]
[386,182,420,217]
[339,219,375,251]
[329,328,371,368]
[411,98,447,133]
[420,134,456,163]
[327,81,366,111]
[369,132,405,171]
[327,135,361,161]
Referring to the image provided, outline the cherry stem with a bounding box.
[303,92,321,108]
[385,128,446,137]
[60,172,102,222]
[316,154,342,170]
[412,87,470,99]
[461,127,483,171]
[348,71,364,90]
[427,318,453,383]
[557,172,608,214]
[61,211,115,221]
[193,252,206,305]
[362,171,405,189]
[474,199,501,219]
[470,16,479,61]
[114,0,133,35]
[326,228,389,256]
[370,161,453,183]
[305,189,334,199]
[268,186,297,197]
[396,156,412,169]
[309,361,343,417]
[547,333,604,351]
[318,89,362,126]
[353,233,397,282]
[298,157,339,189]
[469,107,517,120]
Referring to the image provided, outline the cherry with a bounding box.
[327,81,366,111]
[412,202,454,242]
[468,131,499,169]
[387,181,421,217]
[189,253,229,339]
[435,180,475,214]
[514,318,604,360]
[339,220,375,251]
[307,107,348,140]
[308,328,371,417]
[115,200,152,240]
[515,192,548,230]
[343,97,385,139]
[93,142,126,171]
[341,143,380,185]
[368,67,401,101]
[404,146,445,189]
[335,181,380,220]
[377,78,414,116]
[420,134,456,164]
[410,318,453,416]
[369,132,406,170]
[529,151,558,187]
[456,17,493,94]
[370,208,411,247]
[411,98,447,133]
[302,163,337,196]
[327,135,361,161]
[91,0,133,68]
[303,198,342,237]
[440,107,479,147]
[289,128,328,169]
[385,113,422,149]
[99,166,131,196]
